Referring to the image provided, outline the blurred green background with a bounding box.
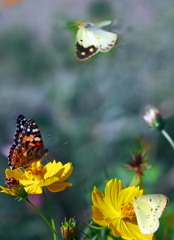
[0,0,174,239]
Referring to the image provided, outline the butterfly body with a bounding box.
[134,194,169,235]
[8,114,49,170]
[75,21,117,61]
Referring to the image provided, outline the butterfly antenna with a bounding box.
[74,21,81,24]
[65,22,81,28]
[47,142,69,150]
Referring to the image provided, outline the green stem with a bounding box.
[139,178,145,194]
[161,129,174,150]
[129,175,145,194]
[84,221,106,230]
[25,198,59,239]
[43,189,57,240]
[129,174,139,187]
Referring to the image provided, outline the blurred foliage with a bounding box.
[88,1,113,19]
[0,0,174,239]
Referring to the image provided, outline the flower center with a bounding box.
[28,162,46,180]
[121,202,135,219]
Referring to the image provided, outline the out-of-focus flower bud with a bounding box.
[0,177,28,199]
[60,218,77,240]
[143,105,165,130]
[125,140,151,178]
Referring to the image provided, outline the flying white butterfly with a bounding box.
[134,194,169,235]
[74,21,118,61]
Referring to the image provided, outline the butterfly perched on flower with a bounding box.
[134,194,169,235]
[8,114,49,170]
[74,20,118,61]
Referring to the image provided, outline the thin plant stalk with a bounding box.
[43,189,57,240]
[85,221,106,230]
[139,178,145,194]
[25,198,59,240]
[129,175,140,187]
[129,175,145,194]
[161,129,174,150]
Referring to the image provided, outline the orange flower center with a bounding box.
[121,202,135,219]
[27,161,46,180]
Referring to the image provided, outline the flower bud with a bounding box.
[60,218,77,240]
[5,177,27,199]
[143,105,165,130]
[125,140,151,177]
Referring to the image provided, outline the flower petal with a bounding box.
[47,181,72,192]
[19,178,35,186]
[44,160,63,179]
[23,177,59,194]
[120,218,155,240]
[105,179,123,211]
[55,163,73,182]
[44,161,73,182]
[92,185,119,223]
[25,184,43,194]
[92,205,108,226]
[38,177,59,187]
[108,218,122,238]
[6,169,28,180]
[0,185,15,195]
[119,186,143,204]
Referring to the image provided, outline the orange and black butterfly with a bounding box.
[8,114,49,170]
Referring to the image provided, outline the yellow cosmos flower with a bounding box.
[92,179,156,240]
[18,160,73,194]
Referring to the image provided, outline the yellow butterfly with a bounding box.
[134,194,169,235]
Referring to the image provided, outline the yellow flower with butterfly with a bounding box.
[1,114,73,195]
[0,114,73,240]
[92,178,168,240]
[0,161,73,195]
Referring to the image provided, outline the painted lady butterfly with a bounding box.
[8,114,49,170]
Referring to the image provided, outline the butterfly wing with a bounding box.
[94,21,112,28]
[8,114,27,168]
[134,200,159,235]
[91,28,117,52]
[76,24,100,61]
[136,194,169,219]
[10,118,49,170]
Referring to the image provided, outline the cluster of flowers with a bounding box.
[0,105,170,240]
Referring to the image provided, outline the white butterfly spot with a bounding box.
[81,52,86,56]
[35,137,40,141]
[89,48,94,52]
[27,128,30,132]
[33,128,39,132]
[23,151,28,157]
